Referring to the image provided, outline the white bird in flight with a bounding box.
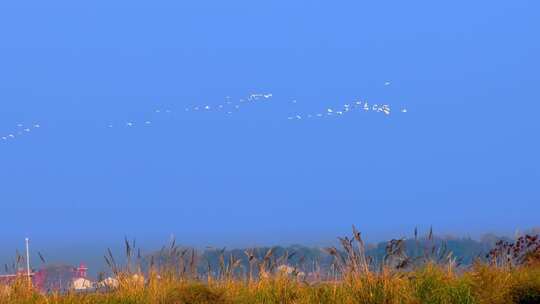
[363,103,369,111]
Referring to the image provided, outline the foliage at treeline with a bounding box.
[137,228,530,279]
[93,226,538,291]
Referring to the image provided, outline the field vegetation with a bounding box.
[1,227,539,304]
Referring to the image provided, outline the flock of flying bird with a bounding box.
[1,86,408,144]
[287,100,407,121]
[1,123,41,143]
[108,92,274,129]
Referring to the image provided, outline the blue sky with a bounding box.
[0,0,539,260]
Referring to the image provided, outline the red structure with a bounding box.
[0,270,43,288]
[33,270,47,291]
[0,262,89,293]
[74,263,88,278]
[0,271,25,285]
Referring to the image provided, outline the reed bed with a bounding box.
[1,227,539,304]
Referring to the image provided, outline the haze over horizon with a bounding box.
[1,0,539,259]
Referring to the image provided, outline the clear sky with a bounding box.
[0,0,539,258]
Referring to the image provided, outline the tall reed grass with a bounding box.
[1,227,538,304]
